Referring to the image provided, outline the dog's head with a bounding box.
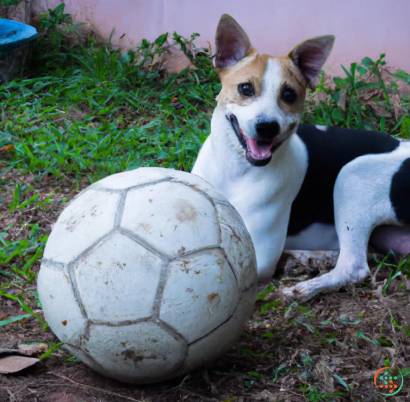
[214,14,334,166]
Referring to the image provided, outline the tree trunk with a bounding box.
[0,1,32,83]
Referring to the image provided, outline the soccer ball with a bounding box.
[38,167,257,384]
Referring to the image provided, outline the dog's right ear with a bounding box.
[214,14,254,69]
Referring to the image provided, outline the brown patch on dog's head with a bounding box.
[211,15,335,166]
[213,15,334,111]
[276,57,308,116]
[216,54,308,116]
[216,52,269,107]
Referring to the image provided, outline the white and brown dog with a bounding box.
[192,14,410,302]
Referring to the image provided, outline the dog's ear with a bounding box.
[214,14,254,69]
[288,36,335,87]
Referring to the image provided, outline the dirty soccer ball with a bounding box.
[38,167,257,384]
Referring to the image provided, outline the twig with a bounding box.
[280,277,308,283]
[281,388,307,401]
[6,388,15,402]
[49,372,144,402]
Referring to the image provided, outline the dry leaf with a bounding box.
[0,144,15,152]
[160,42,196,77]
[253,389,275,400]
[67,107,88,121]
[337,88,347,110]
[18,344,47,356]
[392,93,403,120]
[280,250,339,276]
[0,355,39,374]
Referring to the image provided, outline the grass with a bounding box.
[1,4,410,401]
[0,0,22,6]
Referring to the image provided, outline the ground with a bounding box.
[1,7,410,402]
[1,240,410,401]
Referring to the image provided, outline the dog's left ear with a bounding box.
[289,35,335,87]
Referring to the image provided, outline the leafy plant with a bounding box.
[40,3,71,28]
[302,54,410,136]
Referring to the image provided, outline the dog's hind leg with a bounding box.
[282,152,409,303]
[370,157,410,255]
[370,225,410,255]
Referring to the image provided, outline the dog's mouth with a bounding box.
[229,114,279,166]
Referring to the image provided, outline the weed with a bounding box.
[40,3,71,29]
[0,5,410,400]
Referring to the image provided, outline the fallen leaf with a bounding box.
[160,43,196,77]
[280,250,339,276]
[253,390,274,400]
[18,344,47,356]
[393,94,403,120]
[0,144,15,152]
[0,355,39,374]
[337,88,347,110]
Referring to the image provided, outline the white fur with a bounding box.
[283,141,410,301]
[315,125,328,132]
[193,60,307,280]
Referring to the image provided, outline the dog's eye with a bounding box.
[281,87,297,104]
[238,83,255,97]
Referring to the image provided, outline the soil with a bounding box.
[1,174,409,402]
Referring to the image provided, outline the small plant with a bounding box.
[303,54,410,137]
[173,31,201,60]
[40,3,71,28]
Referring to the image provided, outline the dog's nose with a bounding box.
[255,121,280,140]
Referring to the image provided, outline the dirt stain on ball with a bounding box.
[121,349,160,367]
[207,293,219,302]
[175,200,198,222]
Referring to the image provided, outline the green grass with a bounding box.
[1,1,409,333]
[0,0,22,6]
[0,7,221,331]
[1,5,410,399]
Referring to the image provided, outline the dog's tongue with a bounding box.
[246,137,272,159]
[237,125,274,160]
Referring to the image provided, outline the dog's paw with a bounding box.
[279,284,305,305]
[280,281,321,304]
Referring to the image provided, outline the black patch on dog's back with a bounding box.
[390,157,410,224]
[287,124,400,235]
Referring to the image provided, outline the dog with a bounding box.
[192,14,410,302]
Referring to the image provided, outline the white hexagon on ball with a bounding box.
[38,167,257,384]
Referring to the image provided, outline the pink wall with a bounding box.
[32,0,410,75]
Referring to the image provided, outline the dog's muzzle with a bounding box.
[228,114,282,167]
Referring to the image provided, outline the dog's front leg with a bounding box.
[243,203,291,281]
[281,215,372,303]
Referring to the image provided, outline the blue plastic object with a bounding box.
[0,19,37,52]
